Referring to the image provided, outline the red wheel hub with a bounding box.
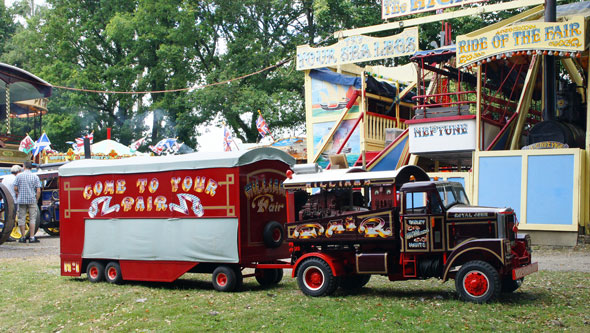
[304,267,324,290]
[463,271,489,297]
[89,266,98,278]
[216,273,227,286]
[272,228,281,242]
[108,267,117,280]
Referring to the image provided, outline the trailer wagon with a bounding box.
[59,147,295,291]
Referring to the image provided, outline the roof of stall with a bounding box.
[0,63,52,105]
[283,165,429,189]
[59,147,295,177]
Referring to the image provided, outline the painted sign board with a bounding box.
[297,27,418,70]
[457,16,586,67]
[382,0,487,20]
[408,117,476,154]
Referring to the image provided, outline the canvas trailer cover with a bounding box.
[59,148,295,282]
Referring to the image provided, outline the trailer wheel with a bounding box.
[262,221,284,248]
[501,277,524,293]
[87,261,105,283]
[255,268,284,287]
[340,274,371,290]
[105,262,123,284]
[455,261,500,303]
[297,258,340,297]
[212,266,240,292]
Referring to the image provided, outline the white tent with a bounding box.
[91,139,134,155]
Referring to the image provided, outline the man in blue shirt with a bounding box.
[14,161,41,243]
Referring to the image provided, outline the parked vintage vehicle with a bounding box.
[283,164,537,303]
[59,148,294,291]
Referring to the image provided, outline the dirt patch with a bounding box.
[0,232,59,259]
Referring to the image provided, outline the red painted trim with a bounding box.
[252,263,293,269]
[346,90,360,110]
[405,115,476,124]
[366,111,400,121]
[291,252,342,278]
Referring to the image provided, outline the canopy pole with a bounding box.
[5,85,10,134]
[543,0,556,121]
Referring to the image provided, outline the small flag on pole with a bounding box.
[129,136,147,153]
[32,132,51,157]
[149,138,181,155]
[223,123,234,152]
[19,134,35,154]
[256,111,270,138]
[74,131,94,153]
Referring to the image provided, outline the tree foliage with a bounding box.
[0,0,511,150]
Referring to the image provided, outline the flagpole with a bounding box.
[258,110,275,142]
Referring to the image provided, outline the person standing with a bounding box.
[3,165,22,200]
[14,161,41,243]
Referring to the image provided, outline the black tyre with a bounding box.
[296,258,340,297]
[43,227,60,236]
[212,266,240,292]
[340,274,371,290]
[105,262,123,284]
[262,221,284,248]
[455,260,500,303]
[255,268,284,287]
[87,261,105,283]
[501,277,524,293]
[0,183,16,244]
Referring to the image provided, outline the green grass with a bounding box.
[1,256,589,332]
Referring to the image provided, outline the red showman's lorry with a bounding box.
[283,164,537,303]
[59,148,294,291]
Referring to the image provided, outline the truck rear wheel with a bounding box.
[501,277,524,293]
[87,261,105,283]
[255,268,283,287]
[105,262,123,284]
[455,260,500,303]
[212,266,241,292]
[297,258,340,297]
[340,274,371,290]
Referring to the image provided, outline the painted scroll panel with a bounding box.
[457,16,586,67]
[526,155,574,225]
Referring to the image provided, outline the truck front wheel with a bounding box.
[455,260,500,303]
[87,261,105,283]
[297,258,339,297]
[105,262,123,284]
[212,266,241,292]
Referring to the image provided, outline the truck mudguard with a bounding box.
[292,252,345,278]
[442,238,505,281]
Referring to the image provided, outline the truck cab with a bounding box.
[285,164,537,303]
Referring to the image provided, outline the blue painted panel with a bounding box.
[448,177,465,188]
[371,136,408,171]
[478,156,522,220]
[526,155,574,225]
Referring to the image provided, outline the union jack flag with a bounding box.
[223,125,233,151]
[73,132,94,153]
[256,113,270,137]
